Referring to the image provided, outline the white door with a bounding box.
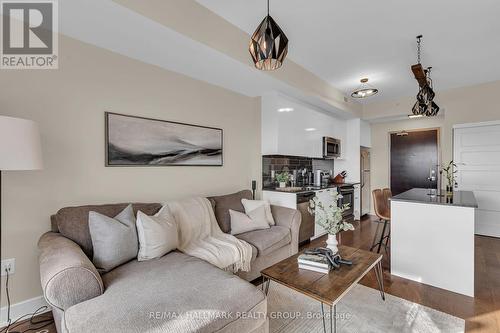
[454,122,500,237]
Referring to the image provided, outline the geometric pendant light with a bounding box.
[249,0,289,71]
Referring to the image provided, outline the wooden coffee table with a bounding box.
[261,245,384,333]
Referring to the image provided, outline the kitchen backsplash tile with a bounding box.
[262,155,333,188]
[312,159,335,174]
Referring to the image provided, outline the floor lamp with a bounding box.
[0,116,43,325]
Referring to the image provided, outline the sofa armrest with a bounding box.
[270,205,301,254]
[38,232,104,311]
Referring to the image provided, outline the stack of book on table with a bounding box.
[297,253,331,274]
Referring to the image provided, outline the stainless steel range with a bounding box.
[338,184,355,220]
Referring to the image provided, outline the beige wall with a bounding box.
[369,117,445,212]
[366,80,500,213]
[0,36,261,306]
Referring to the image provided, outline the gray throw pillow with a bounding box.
[229,206,270,235]
[89,204,138,272]
[208,190,253,233]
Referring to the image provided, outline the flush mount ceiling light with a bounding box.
[277,107,294,112]
[304,128,317,132]
[249,0,289,71]
[410,35,440,117]
[351,78,379,99]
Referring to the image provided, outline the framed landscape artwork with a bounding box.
[105,112,223,166]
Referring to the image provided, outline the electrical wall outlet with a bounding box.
[1,258,15,276]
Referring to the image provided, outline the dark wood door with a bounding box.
[390,129,438,195]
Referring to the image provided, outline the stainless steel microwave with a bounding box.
[323,137,341,158]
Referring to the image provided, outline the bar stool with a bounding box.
[370,188,391,253]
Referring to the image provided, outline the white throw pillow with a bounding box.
[241,199,275,226]
[229,206,270,235]
[136,207,178,261]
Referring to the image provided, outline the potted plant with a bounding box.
[309,191,353,254]
[441,160,457,196]
[275,172,289,188]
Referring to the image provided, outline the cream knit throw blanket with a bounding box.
[164,197,252,273]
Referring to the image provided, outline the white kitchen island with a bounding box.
[391,188,478,297]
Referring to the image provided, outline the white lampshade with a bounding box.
[0,116,43,170]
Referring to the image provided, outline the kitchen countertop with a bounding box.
[263,182,360,194]
[391,188,478,208]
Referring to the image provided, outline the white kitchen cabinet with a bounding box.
[262,191,296,209]
[262,95,347,158]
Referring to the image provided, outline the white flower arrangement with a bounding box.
[308,190,354,235]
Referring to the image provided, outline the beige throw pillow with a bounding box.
[241,199,275,226]
[229,205,270,235]
[136,207,178,261]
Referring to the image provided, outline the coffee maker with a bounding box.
[314,170,332,187]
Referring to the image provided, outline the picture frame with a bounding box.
[105,112,223,167]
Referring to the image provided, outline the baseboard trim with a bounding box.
[0,295,50,327]
[475,217,500,238]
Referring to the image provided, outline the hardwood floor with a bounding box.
[4,215,500,333]
[0,311,55,333]
[306,215,500,333]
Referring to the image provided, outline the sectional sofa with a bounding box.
[38,190,301,332]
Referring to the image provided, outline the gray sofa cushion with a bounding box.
[248,243,258,262]
[208,190,253,233]
[51,203,162,258]
[236,226,291,257]
[63,252,266,333]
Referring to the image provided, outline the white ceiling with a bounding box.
[197,0,500,103]
[59,0,355,119]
